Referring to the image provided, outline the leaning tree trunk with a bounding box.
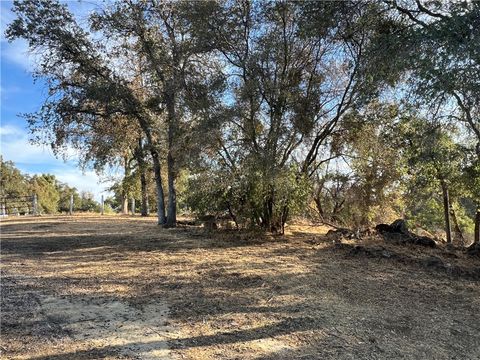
[450,204,465,246]
[313,194,324,220]
[440,180,452,244]
[134,113,166,225]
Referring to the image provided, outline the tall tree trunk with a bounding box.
[151,150,166,225]
[440,180,452,244]
[166,151,176,227]
[140,168,149,217]
[165,91,177,228]
[121,154,129,215]
[450,204,465,245]
[136,138,150,217]
[134,113,165,225]
[475,206,480,244]
[121,196,128,215]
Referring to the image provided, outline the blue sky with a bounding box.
[1,1,115,200]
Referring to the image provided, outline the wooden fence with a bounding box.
[0,194,37,216]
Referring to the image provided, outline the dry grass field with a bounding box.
[1,215,480,359]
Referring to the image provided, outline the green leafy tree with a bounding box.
[460,149,480,243]
[386,1,480,243]
[0,157,30,198]
[57,182,81,213]
[0,157,31,214]
[79,191,100,212]
[29,174,60,214]
[311,102,405,228]
[340,103,404,226]
[184,1,397,233]
[399,118,470,243]
[7,0,223,227]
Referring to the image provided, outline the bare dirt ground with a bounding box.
[1,215,479,359]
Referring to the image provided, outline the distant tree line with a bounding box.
[0,157,101,214]
[6,0,479,243]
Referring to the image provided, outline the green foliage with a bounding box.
[453,202,475,236]
[0,157,30,198]
[397,117,476,237]
[407,197,444,231]
[104,196,119,212]
[30,175,60,214]
[346,104,405,225]
[102,203,115,214]
[406,197,474,238]
[400,120,464,191]
[462,157,480,204]
[79,191,100,212]
[313,102,405,227]
[386,1,480,156]
[57,183,81,213]
[185,165,310,231]
[184,171,230,217]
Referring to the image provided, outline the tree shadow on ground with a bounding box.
[169,317,319,349]
[0,219,289,257]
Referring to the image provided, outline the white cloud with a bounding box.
[55,169,113,200]
[0,124,24,136]
[1,125,63,164]
[1,39,38,71]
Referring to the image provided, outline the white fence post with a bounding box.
[69,194,73,215]
[32,194,38,216]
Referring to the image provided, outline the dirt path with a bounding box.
[1,215,480,359]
